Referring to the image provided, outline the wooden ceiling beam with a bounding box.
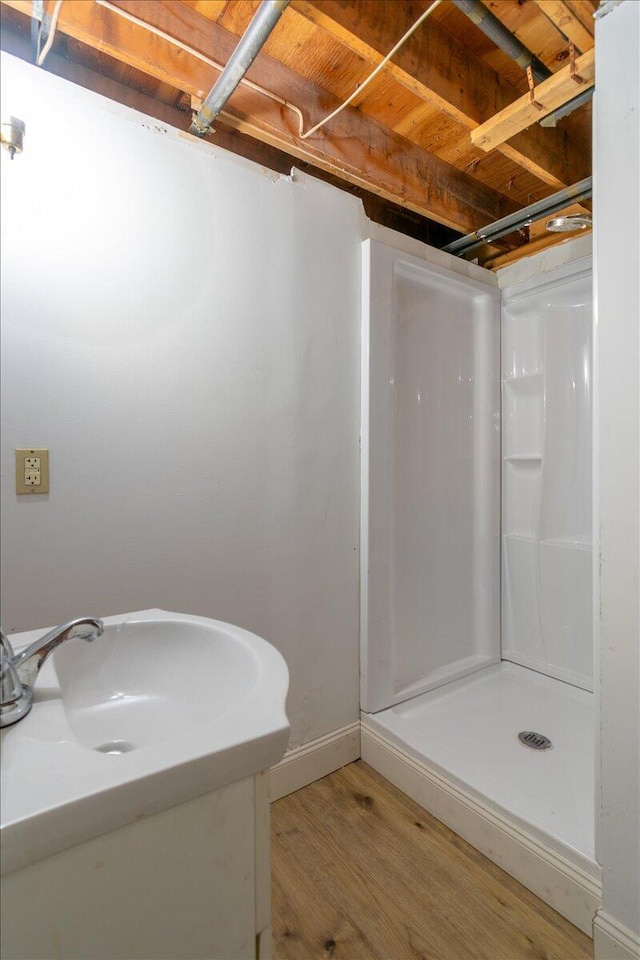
[183,0,227,20]
[1,0,522,234]
[187,1,228,21]
[289,0,589,189]
[0,12,460,250]
[534,0,594,53]
[471,48,595,153]
[481,230,590,270]
[564,1,599,32]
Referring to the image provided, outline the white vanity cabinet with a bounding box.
[1,611,290,959]
[1,770,272,960]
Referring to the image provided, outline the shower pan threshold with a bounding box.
[361,662,601,935]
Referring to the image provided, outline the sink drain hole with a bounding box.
[95,740,135,755]
[518,731,553,751]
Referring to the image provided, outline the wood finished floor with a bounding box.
[271,761,593,960]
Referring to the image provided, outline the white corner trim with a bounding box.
[594,911,640,960]
[269,722,361,802]
[361,723,601,936]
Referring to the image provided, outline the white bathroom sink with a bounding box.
[0,609,290,875]
[54,617,265,751]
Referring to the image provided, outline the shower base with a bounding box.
[361,661,601,935]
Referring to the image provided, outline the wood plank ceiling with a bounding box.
[0,0,596,267]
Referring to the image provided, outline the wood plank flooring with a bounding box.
[271,761,593,960]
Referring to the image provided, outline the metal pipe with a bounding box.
[190,0,289,137]
[539,86,593,126]
[31,0,44,64]
[442,176,592,256]
[454,0,590,126]
[453,0,551,83]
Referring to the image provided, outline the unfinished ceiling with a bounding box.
[0,0,596,266]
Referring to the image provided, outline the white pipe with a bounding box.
[299,0,443,141]
[96,0,442,143]
[95,0,305,136]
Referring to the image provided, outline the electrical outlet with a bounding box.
[15,448,49,495]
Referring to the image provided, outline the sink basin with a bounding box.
[0,609,290,875]
[54,618,264,751]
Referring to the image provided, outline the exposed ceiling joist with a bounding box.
[188,0,227,19]
[565,0,599,32]
[482,232,574,269]
[2,0,521,234]
[534,0,595,52]
[0,0,596,265]
[289,0,589,189]
[471,47,595,154]
[0,17,458,247]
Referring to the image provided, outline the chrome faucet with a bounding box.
[0,617,103,727]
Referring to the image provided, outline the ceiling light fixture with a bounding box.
[546,214,593,232]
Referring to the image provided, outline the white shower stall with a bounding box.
[360,238,598,935]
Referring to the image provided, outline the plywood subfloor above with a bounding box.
[271,761,593,960]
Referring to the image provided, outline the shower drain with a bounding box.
[518,731,553,751]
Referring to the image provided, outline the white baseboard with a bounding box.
[269,722,361,802]
[361,722,601,937]
[594,911,640,959]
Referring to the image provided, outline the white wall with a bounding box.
[0,54,363,751]
[593,1,640,955]
[501,260,593,691]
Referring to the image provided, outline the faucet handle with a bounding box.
[1,629,23,705]
[1,617,103,728]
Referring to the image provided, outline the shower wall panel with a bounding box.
[502,259,593,690]
[361,241,500,713]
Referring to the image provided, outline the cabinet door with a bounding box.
[0,778,257,960]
